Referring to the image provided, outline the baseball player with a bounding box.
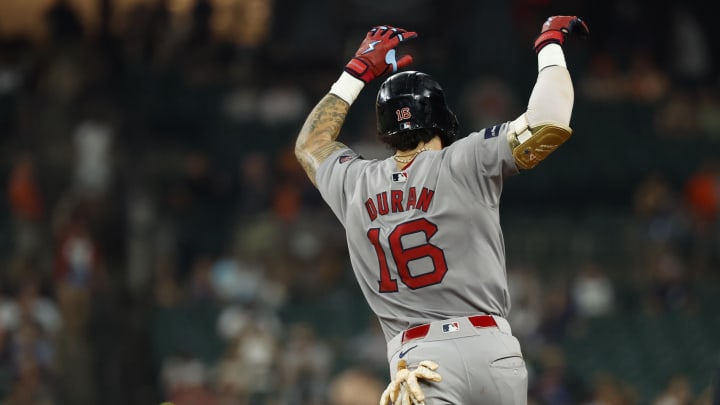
[295,16,589,405]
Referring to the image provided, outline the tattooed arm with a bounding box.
[295,94,351,188]
[295,25,418,187]
[295,24,418,187]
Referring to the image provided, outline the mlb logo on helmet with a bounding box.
[442,322,459,333]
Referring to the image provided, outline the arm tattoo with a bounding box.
[295,94,350,187]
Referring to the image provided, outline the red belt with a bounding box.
[401,315,497,345]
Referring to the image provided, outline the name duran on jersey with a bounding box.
[364,187,435,221]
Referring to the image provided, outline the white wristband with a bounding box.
[329,71,365,106]
[537,43,566,71]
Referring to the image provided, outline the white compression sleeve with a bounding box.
[537,43,566,71]
[526,64,573,127]
[329,72,365,106]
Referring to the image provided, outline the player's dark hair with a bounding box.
[380,128,442,152]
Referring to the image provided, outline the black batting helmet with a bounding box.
[376,71,459,146]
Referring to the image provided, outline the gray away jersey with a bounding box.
[317,122,520,342]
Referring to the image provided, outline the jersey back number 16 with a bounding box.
[367,218,448,292]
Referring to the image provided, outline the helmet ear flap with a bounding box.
[376,71,459,146]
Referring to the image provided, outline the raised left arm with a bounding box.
[295,94,350,187]
[294,25,418,187]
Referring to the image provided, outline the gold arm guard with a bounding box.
[507,113,572,170]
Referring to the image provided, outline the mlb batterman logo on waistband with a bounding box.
[442,322,460,333]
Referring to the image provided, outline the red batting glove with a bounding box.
[345,25,418,84]
[533,16,589,53]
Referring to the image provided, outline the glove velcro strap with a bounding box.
[534,30,565,52]
[344,58,374,84]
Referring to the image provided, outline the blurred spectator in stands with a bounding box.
[529,345,588,405]
[120,1,172,68]
[652,374,693,405]
[0,324,13,398]
[645,250,696,314]
[695,88,720,139]
[3,356,55,405]
[684,160,720,229]
[154,269,183,311]
[280,322,334,405]
[221,85,259,123]
[53,207,105,290]
[458,76,519,130]
[8,154,43,225]
[46,0,84,43]
[272,181,304,225]
[190,0,213,46]
[1,301,57,405]
[257,81,308,128]
[72,111,115,198]
[215,320,279,404]
[54,280,95,405]
[507,266,544,350]
[210,0,273,48]
[538,281,575,343]
[214,273,284,341]
[571,262,615,318]
[627,49,669,104]
[586,373,638,405]
[161,351,218,405]
[632,171,691,270]
[683,159,720,273]
[668,7,710,86]
[0,279,61,338]
[579,52,628,102]
[276,145,319,208]
[36,43,85,107]
[49,199,104,403]
[654,90,698,139]
[0,43,25,102]
[232,211,285,264]
[10,320,55,381]
[210,256,265,305]
[7,153,46,276]
[328,367,385,405]
[126,186,157,295]
[691,385,713,405]
[188,256,216,303]
[171,150,236,275]
[344,316,387,377]
[235,151,273,217]
[711,356,720,405]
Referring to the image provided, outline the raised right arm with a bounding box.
[507,16,590,170]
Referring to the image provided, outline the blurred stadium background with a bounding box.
[0,0,718,404]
